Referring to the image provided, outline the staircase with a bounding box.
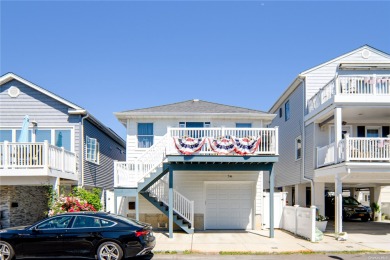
[114,134,195,233]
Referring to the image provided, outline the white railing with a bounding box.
[345,137,390,161]
[308,75,390,113]
[168,127,278,155]
[316,142,336,168]
[0,141,77,174]
[148,179,194,229]
[316,137,390,168]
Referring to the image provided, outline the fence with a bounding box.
[281,205,316,242]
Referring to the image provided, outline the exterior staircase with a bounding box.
[114,134,195,233]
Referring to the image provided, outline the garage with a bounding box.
[205,182,253,230]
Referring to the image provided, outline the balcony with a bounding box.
[317,137,390,168]
[115,127,278,188]
[308,75,390,114]
[0,141,78,180]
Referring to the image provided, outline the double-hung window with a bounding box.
[285,100,290,121]
[295,136,302,160]
[86,136,99,163]
[137,123,153,148]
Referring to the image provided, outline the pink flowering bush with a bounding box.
[48,196,97,216]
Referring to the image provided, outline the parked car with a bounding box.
[0,212,155,260]
[325,196,372,222]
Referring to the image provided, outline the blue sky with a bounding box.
[1,1,389,139]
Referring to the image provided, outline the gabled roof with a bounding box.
[268,45,390,113]
[0,72,125,146]
[115,99,275,123]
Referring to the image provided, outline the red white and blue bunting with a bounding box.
[174,136,261,155]
[208,137,235,155]
[232,136,261,155]
[173,137,206,155]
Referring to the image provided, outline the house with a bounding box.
[268,45,390,233]
[112,100,279,237]
[0,73,126,228]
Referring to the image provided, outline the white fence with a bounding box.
[281,205,316,242]
[0,141,77,174]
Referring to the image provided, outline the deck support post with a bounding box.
[335,173,343,234]
[136,193,139,221]
[269,164,275,238]
[168,166,174,238]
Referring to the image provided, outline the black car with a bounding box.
[325,196,372,222]
[0,212,155,260]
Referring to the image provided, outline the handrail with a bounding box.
[148,178,194,228]
[0,141,77,174]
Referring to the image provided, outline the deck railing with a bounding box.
[308,75,390,113]
[0,141,77,174]
[316,137,390,168]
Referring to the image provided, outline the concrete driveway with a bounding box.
[153,221,390,254]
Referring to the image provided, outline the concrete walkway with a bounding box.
[153,221,390,254]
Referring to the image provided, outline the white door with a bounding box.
[205,182,253,230]
[263,192,287,229]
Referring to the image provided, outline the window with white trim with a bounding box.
[137,123,153,148]
[86,136,99,163]
[295,136,302,160]
[285,100,290,121]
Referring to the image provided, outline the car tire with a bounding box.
[97,241,123,260]
[0,241,15,260]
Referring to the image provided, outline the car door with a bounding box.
[62,215,103,258]
[19,215,73,258]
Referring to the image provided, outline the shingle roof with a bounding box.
[121,99,268,114]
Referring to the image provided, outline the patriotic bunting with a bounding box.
[208,137,235,155]
[173,137,206,155]
[232,136,261,155]
[174,135,262,155]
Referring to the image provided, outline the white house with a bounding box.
[268,45,390,234]
[112,100,279,237]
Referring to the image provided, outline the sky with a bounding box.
[1,1,389,140]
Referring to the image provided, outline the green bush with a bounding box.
[72,187,102,211]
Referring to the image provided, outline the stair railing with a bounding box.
[148,178,194,229]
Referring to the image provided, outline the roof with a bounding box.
[0,72,125,146]
[268,45,390,113]
[115,99,276,122]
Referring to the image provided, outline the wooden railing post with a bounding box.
[274,126,279,155]
[4,141,9,169]
[191,200,195,230]
[344,133,350,162]
[61,147,65,172]
[44,140,49,171]
[335,76,340,95]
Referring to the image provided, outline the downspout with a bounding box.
[80,113,90,188]
[299,77,315,204]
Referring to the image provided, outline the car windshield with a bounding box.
[343,197,360,205]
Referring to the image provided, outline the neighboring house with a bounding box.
[0,73,126,228]
[268,45,390,233]
[112,100,279,237]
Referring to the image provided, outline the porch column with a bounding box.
[114,190,118,215]
[334,107,342,163]
[370,186,382,221]
[313,182,325,215]
[282,186,293,206]
[52,177,60,196]
[335,173,343,234]
[349,188,357,200]
[135,193,139,221]
[269,164,275,238]
[294,184,306,207]
[168,166,174,238]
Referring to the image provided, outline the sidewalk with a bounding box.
[153,228,390,254]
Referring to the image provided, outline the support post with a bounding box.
[335,173,343,234]
[136,193,139,221]
[334,107,342,163]
[168,166,174,238]
[114,191,118,215]
[269,164,275,238]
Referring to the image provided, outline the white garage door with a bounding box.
[205,182,253,230]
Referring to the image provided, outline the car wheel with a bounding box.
[0,241,15,260]
[97,241,123,260]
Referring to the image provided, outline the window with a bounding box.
[36,216,72,229]
[35,129,51,143]
[279,108,283,118]
[86,136,99,163]
[236,123,252,128]
[72,216,101,228]
[0,130,12,142]
[295,136,302,160]
[55,130,71,151]
[285,100,290,121]
[366,127,380,138]
[137,123,153,148]
[16,130,32,142]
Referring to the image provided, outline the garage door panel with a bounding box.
[205,183,253,230]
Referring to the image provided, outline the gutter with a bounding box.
[80,112,89,188]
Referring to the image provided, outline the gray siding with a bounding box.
[269,84,304,188]
[83,120,126,190]
[304,123,315,179]
[0,79,81,154]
